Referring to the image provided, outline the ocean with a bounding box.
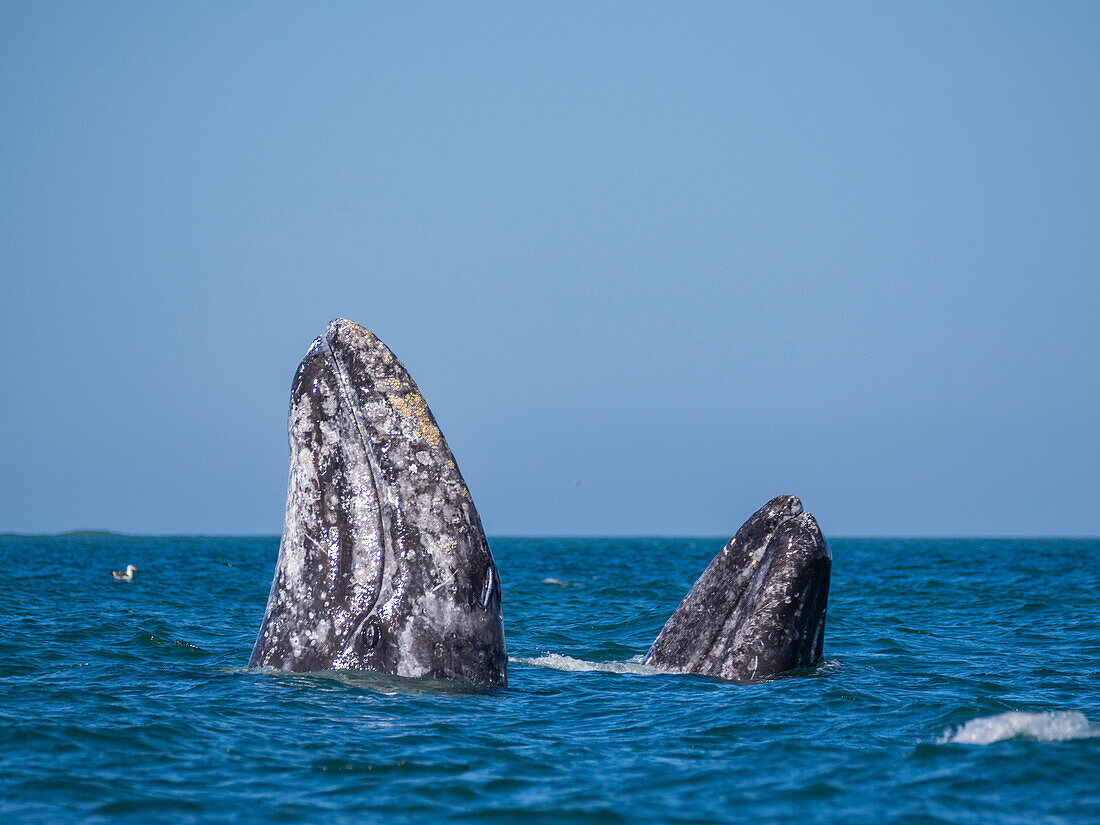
[1,533,1097,824]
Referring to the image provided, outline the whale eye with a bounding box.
[357,617,380,653]
[478,564,496,610]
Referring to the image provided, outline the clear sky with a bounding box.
[2,3,1097,536]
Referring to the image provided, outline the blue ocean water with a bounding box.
[0,533,1097,824]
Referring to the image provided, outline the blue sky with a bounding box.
[2,3,1097,536]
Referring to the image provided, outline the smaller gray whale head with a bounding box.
[644,495,831,683]
[249,319,506,686]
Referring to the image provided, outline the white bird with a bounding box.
[111,564,138,581]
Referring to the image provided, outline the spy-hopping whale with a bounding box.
[644,495,831,683]
[249,319,506,686]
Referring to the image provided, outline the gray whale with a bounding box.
[249,319,506,686]
[644,495,831,683]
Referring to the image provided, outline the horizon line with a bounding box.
[2,529,1097,541]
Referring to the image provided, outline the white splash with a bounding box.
[941,711,1099,745]
[510,653,665,676]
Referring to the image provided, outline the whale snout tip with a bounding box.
[767,494,803,518]
[327,318,371,337]
[787,511,831,561]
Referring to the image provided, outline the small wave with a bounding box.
[785,658,843,679]
[941,711,1099,744]
[540,577,577,587]
[510,653,665,676]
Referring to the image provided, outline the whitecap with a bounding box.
[941,711,1099,745]
[510,653,665,676]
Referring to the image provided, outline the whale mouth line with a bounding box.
[322,326,373,472]
[323,325,396,633]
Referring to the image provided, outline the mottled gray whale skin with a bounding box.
[644,495,830,683]
[249,319,506,686]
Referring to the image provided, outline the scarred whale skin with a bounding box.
[644,495,830,683]
[249,319,507,686]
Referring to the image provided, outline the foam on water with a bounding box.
[510,653,665,676]
[942,711,1099,744]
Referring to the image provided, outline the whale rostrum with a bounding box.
[249,319,506,686]
[644,495,831,683]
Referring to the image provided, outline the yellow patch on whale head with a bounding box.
[389,391,442,447]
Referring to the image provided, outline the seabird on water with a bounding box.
[111,564,137,581]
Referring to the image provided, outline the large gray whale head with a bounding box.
[644,495,831,683]
[249,319,507,686]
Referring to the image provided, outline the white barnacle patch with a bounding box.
[283,546,305,589]
[395,619,430,679]
[289,631,305,659]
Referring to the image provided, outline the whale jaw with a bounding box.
[249,319,506,687]
[644,495,831,684]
